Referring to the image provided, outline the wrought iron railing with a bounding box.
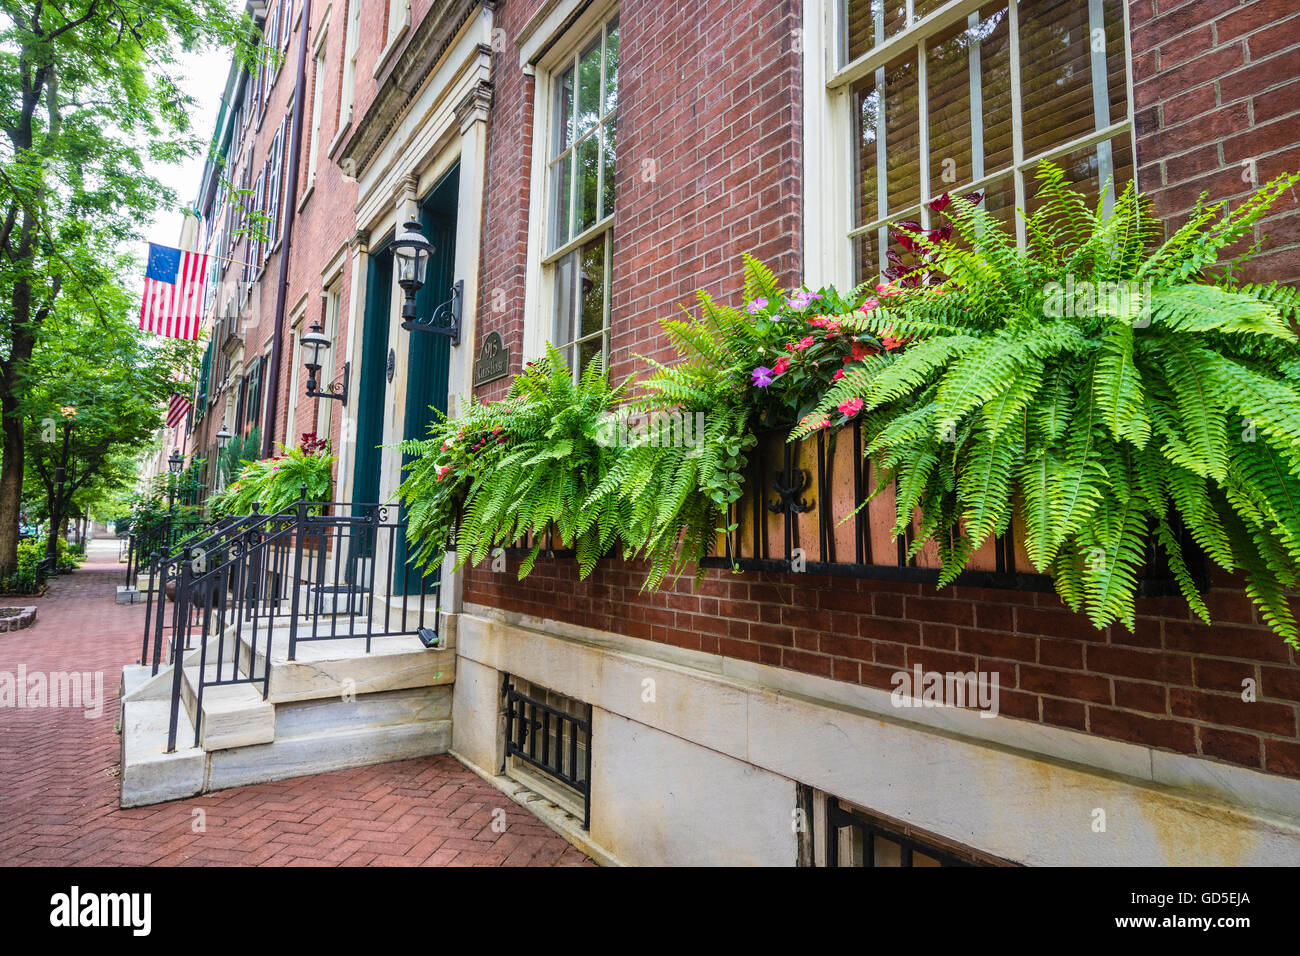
[125,513,219,587]
[137,494,441,753]
[702,426,1204,595]
[503,679,592,829]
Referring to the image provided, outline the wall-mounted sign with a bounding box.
[472,331,510,387]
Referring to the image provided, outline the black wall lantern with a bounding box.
[215,427,232,450]
[302,321,349,405]
[168,449,185,474]
[393,218,462,345]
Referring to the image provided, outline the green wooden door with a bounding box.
[394,166,458,594]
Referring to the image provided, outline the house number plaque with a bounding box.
[472,331,510,386]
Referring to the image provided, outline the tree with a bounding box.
[22,285,197,560]
[0,0,247,576]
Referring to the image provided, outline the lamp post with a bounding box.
[49,405,75,563]
[167,448,184,512]
[302,322,349,404]
[392,218,463,345]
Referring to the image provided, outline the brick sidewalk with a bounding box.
[0,540,591,866]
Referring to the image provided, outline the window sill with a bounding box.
[327,114,352,161]
[297,177,315,213]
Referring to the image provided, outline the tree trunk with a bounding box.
[0,390,24,577]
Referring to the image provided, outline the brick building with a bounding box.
[177,0,1300,865]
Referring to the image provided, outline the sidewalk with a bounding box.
[0,539,591,866]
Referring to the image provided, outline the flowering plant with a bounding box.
[208,443,335,517]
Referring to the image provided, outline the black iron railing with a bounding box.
[125,513,219,587]
[702,426,1204,595]
[825,798,980,867]
[138,494,441,753]
[503,679,592,829]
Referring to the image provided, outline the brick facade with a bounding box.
[187,0,1300,783]
[464,0,1300,780]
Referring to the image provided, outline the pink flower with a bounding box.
[875,283,902,297]
[794,336,815,351]
[435,464,451,482]
[838,398,864,418]
[832,369,845,382]
[859,297,880,312]
[773,357,790,375]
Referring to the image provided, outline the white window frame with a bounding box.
[339,0,361,126]
[305,27,329,193]
[521,0,620,371]
[804,0,1138,289]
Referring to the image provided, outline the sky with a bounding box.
[140,32,240,254]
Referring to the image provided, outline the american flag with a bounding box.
[139,243,208,339]
[166,391,192,430]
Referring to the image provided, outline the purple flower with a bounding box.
[751,366,775,388]
[746,297,770,315]
[787,290,824,310]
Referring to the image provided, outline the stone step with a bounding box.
[180,664,276,752]
[119,697,205,807]
[239,621,453,704]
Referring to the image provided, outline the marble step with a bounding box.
[180,664,276,752]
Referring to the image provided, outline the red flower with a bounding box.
[838,398,864,418]
[832,369,845,382]
[881,335,905,351]
[773,357,790,375]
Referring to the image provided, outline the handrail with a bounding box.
[151,491,441,753]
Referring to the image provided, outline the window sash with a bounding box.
[836,0,1134,276]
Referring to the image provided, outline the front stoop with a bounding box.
[118,617,454,807]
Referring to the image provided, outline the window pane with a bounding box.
[554,249,577,346]
[844,0,907,61]
[1019,0,1126,161]
[604,18,620,114]
[850,52,926,226]
[872,835,902,866]
[579,233,606,340]
[601,117,617,219]
[549,157,572,249]
[883,52,921,217]
[578,335,604,375]
[927,6,1012,190]
[1025,133,1134,219]
[574,133,600,235]
[853,78,881,227]
[575,40,602,140]
[553,66,574,157]
[852,230,879,286]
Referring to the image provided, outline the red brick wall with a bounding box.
[463,0,1300,780]
[1131,0,1300,282]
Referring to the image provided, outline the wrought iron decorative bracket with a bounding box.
[307,361,350,405]
[401,279,463,346]
[768,468,815,514]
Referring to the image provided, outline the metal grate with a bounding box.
[503,679,592,829]
[825,798,978,867]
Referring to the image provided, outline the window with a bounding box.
[306,39,327,187]
[249,168,265,277]
[339,0,361,124]
[824,797,1003,866]
[316,282,342,440]
[266,117,287,249]
[543,15,619,380]
[832,0,1133,282]
[387,0,409,41]
[503,678,592,829]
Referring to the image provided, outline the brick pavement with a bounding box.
[0,539,591,866]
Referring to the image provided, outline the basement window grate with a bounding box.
[826,798,994,867]
[503,678,592,829]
